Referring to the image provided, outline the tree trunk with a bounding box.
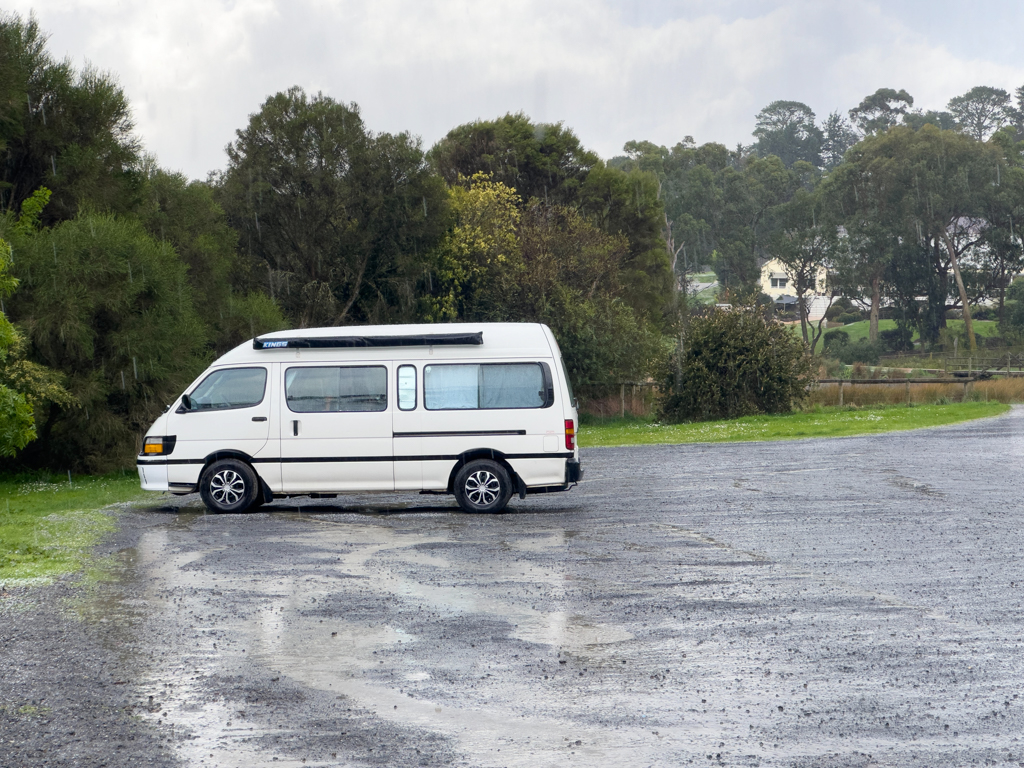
[869,274,880,343]
[941,231,976,351]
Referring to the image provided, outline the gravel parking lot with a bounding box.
[3,406,1024,767]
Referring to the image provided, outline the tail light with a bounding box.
[565,419,575,451]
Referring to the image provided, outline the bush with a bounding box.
[838,312,862,324]
[1007,277,1024,304]
[837,340,884,365]
[824,304,845,321]
[879,326,914,352]
[659,305,814,422]
[822,329,849,354]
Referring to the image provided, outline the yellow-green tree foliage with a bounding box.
[423,174,667,390]
[423,173,521,322]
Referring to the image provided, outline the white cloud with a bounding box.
[10,0,1024,179]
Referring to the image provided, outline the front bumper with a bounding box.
[137,462,168,491]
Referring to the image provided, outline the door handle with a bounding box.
[252,416,267,422]
[292,420,299,436]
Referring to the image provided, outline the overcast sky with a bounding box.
[9,0,1024,180]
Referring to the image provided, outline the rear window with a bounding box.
[285,366,387,412]
[424,363,551,410]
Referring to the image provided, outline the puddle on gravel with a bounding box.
[122,511,1009,767]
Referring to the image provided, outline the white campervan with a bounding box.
[136,323,583,514]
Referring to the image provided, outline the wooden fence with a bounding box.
[944,353,1024,375]
[814,377,980,406]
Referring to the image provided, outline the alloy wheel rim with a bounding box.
[465,470,500,506]
[211,469,245,505]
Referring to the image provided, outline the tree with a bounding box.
[948,86,1011,141]
[421,173,522,323]
[3,210,208,471]
[0,12,141,222]
[427,113,599,206]
[577,163,674,319]
[751,101,823,167]
[137,164,285,353]
[820,111,858,170]
[836,126,1007,350]
[616,141,801,295]
[849,88,914,135]
[420,174,667,391]
[770,185,843,351]
[216,87,448,328]
[903,109,957,132]
[0,236,35,456]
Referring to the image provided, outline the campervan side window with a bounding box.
[187,367,267,411]
[285,366,387,413]
[424,363,552,410]
[397,365,417,410]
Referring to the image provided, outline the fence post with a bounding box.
[905,380,911,405]
[620,383,625,418]
[839,381,844,407]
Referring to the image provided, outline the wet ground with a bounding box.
[4,406,1024,767]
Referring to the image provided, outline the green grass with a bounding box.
[0,472,147,585]
[821,319,1000,344]
[579,401,1009,447]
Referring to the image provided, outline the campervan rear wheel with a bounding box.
[454,459,512,514]
[200,459,260,514]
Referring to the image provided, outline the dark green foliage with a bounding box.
[822,329,849,354]
[0,12,141,221]
[659,306,814,422]
[839,312,862,324]
[137,167,285,353]
[576,165,674,319]
[879,326,914,352]
[217,87,448,328]
[1006,277,1024,304]
[751,101,822,167]
[849,88,914,134]
[836,340,883,365]
[427,112,599,205]
[824,303,845,321]
[3,213,208,471]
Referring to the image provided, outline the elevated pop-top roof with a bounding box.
[212,323,555,366]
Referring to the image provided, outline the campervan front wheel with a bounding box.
[454,459,512,514]
[200,459,260,514]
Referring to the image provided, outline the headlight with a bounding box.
[142,436,176,455]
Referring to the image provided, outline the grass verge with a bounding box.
[814,318,1001,345]
[0,472,147,585]
[579,401,1010,448]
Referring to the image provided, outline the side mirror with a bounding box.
[181,393,193,411]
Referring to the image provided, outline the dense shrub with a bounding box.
[824,303,845,321]
[838,312,862,324]
[879,326,914,352]
[659,305,814,422]
[837,340,884,365]
[822,329,849,355]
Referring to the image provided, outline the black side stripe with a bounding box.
[137,452,574,466]
[393,430,526,437]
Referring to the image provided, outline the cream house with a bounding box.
[759,258,830,320]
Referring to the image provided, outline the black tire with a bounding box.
[199,459,260,514]
[453,459,512,514]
